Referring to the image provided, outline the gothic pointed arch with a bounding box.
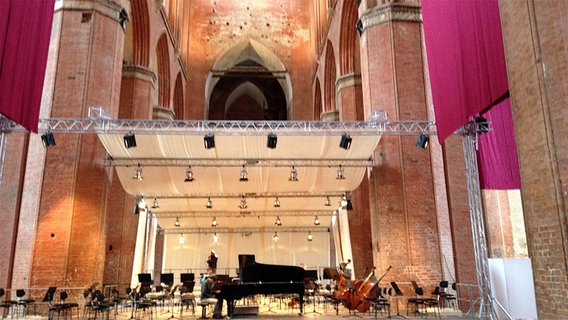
[314,78,323,120]
[339,0,360,75]
[173,73,184,119]
[156,34,170,109]
[324,40,337,111]
[130,0,150,67]
[205,39,291,120]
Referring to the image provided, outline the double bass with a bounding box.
[334,259,351,299]
[343,265,392,313]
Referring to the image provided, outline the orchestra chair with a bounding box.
[0,288,18,319]
[58,291,80,319]
[89,290,114,320]
[179,282,195,316]
[406,287,426,316]
[439,281,458,310]
[15,289,36,318]
[370,287,391,318]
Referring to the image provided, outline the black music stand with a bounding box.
[390,281,406,318]
[304,279,321,315]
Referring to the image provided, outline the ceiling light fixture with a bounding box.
[137,196,146,209]
[239,197,248,209]
[133,164,143,181]
[289,166,298,182]
[339,133,352,150]
[204,134,215,149]
[213,233,219,243]
[211,217,217,227]
[179,233,185,244]
[337,165,346,180]
[274,197,281,208]
[239,165,248,182]
[273,231,279,242]
[206,197,213,209]
[151,197,159,209]
[266,133,278,149]
[174,217,180,227]
[341,194,348,207]
[275,216,282,226]
[307,231,313,241]
[184,166,195,182]
[325,196,331,206]
[123,132,136,149]
[314,215,320,226]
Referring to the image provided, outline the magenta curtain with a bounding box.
[0,0,55,133]
[477,98,521,189]
[422,0,509,143]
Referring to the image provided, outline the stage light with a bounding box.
[289,166,298,182]
[239,197,248,209]
[325,196,331,206]
[346,199,353,211]
[307,231,313,241]
[184,166,195,182]
[206,197,213,209]
[337,165,346,180]
[151,197,159,209]
[174,217,180,227]
[273,232,279,242]
[213,233,219,243]
[41,132,56,147]
[179,233,185,244]
[314,216,320,226]
[416,133,429,149]
[339,133,352,150]
[475,116,490,133]
[204,135,215,149]
[274,197,281,208]
[211,217,217,227]
[275,216,282,226]
[239,165,248,182]
[267,133,278,149]
[133,164,143,180]
[123,133,136,149]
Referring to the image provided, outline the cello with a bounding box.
[344,265,392,313]
[333,259,351,299]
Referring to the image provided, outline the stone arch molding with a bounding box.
[224,81,266,118]
[205,39,292,118]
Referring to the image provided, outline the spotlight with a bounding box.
[314,215,320,226]
[346,199,353,211]
[274,197,281,208]
[239,197,248,209]
[275,216,282,226]
[289,166,298,182]
[133,165,143,180]
[266,133,278,149]
[41,132,56,147]
[325,196,331,206]
[273,231,279,242]
[339,133,352,150]
[184,166,195,182]
[307,231,313,242]
[211,217,217,227]
[416,133,429,149]
[204,135,215,149]
[123,133,137,149]
[151,197,159,209]
[174,217,180,227]
[213,233,219,243]
[475,116,490,133]
[337,165,346,180]
[239,165,248,182]
[179,233,185,244]
[206,197,213,209]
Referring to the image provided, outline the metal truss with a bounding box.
[161,226,330,234]
[107,157,374,168]
[462,121,496,320]
[0,107,438,136]
[153,210,334,219]
[141,191,347,200]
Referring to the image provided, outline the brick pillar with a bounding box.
[119,65,156,119]
[24,0,126,292]
[358,2,442,283]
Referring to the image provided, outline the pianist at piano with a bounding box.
[200,268,224,319]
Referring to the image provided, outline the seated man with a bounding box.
[200,268,223,319]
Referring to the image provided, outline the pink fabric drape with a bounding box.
[0,0,55,133]
[422,0,509,143]
[477,98,521,189]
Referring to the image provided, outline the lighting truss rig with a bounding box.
[162,226,330,234]
[154,210,334,219]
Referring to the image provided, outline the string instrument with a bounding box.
[334,259,351,299]
[344,265,392,313]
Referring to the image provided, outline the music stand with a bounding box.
[304,279,321,315]
[390,282,406,318]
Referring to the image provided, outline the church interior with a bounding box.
[0,0,567,319]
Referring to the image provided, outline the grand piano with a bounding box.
[219,255,305,317]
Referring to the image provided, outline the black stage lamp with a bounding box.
[267,133,278,149]
[416,133,429,149]
[339,133,352,150]
[204,135,215,149]
[41,132,56,147]
[123,133,137,148]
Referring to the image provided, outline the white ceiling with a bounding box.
[98,133,381,232]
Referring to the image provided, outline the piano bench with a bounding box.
[198,299,217,319]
